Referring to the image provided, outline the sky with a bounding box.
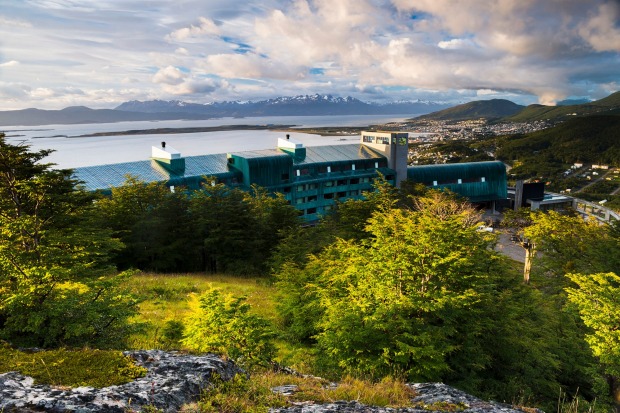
[1,0,619,110]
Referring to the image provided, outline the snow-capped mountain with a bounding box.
[115,94,449,117]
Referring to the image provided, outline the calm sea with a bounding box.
[1,114,415,168]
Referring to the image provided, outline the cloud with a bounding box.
[578,2,620,53]
[152,66,187,85]
[167,17,221,41]
[0,60,19,68]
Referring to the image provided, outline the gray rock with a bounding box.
[269,382,539,413]
[0,350,243,412]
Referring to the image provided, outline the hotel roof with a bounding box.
[73,143,385,192]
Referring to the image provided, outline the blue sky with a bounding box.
[0,0,619,110]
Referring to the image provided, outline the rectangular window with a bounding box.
[378,137,389,144]
[308,195,317,202]
[457,178,462,184]
[433,180,438,186]
[337,179,347,186]
[296,198,304,204]
[281,173,290,182]
[296,169,301,177]
[325,181,333,187]
[481,177,486,182]
[337,191,347,198]
[297,185,305,191]
[363,135,374,143]
[300,168,310,176]
[350,178,359,185]
[351,164,356,171]
[324,193,334,199]
[307,207,317,214]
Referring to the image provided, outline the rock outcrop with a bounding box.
[0,350,242,412]
[270,383,537,413]
[0,351,539,413]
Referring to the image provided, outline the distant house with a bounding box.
[592,164,609,170]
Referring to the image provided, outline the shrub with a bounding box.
[182,288,276,369]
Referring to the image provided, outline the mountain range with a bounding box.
[414,91,620,123]
[0,95,449,127]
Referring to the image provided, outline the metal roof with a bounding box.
[73,153,233,191]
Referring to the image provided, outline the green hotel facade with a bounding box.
[73,132,507,221]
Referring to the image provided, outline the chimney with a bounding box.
[161,141,166,148]
[286,134,290,140]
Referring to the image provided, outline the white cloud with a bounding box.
[0,60,19,68]
[167,17,221,41]
[152,66,187,85]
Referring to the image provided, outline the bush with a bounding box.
[182,288,276,369]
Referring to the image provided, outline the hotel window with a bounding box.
[350,178,359,185]
[307,207,317,214]
[337,191,347,198]
[325,181,333,187]
[433,180,438,186]
[324,193,334,199]
[457,178,462,184]
[337,179,347,186]
[363,135,374,143]
[297,185,305,192]
[307,195,317,202]
[378,137,389,144]
[481,177,486,182]
[296,197,304,204]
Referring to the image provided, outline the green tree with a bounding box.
[299,192,494,381]
[0,136,138,348]
[566,272,620,408]
[182,287,276,369]
[95,177,197,272]
[189,179,258,274]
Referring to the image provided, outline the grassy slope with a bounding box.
[496,115,620,168]
[122,273,277,349]
[505,91,620,122]
[413,99,524,121]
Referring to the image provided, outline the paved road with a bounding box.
[494,231,525,263]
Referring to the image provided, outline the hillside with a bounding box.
[505,91,620,122]
[412,99,525,121]
[494,115,620,177]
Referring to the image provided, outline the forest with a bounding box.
[1,134,619,412]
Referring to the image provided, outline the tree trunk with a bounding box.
[522,241,534,284]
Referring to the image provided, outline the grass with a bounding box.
[122,272,277,350]
[0,343,146,388]
[181,372,419,412]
